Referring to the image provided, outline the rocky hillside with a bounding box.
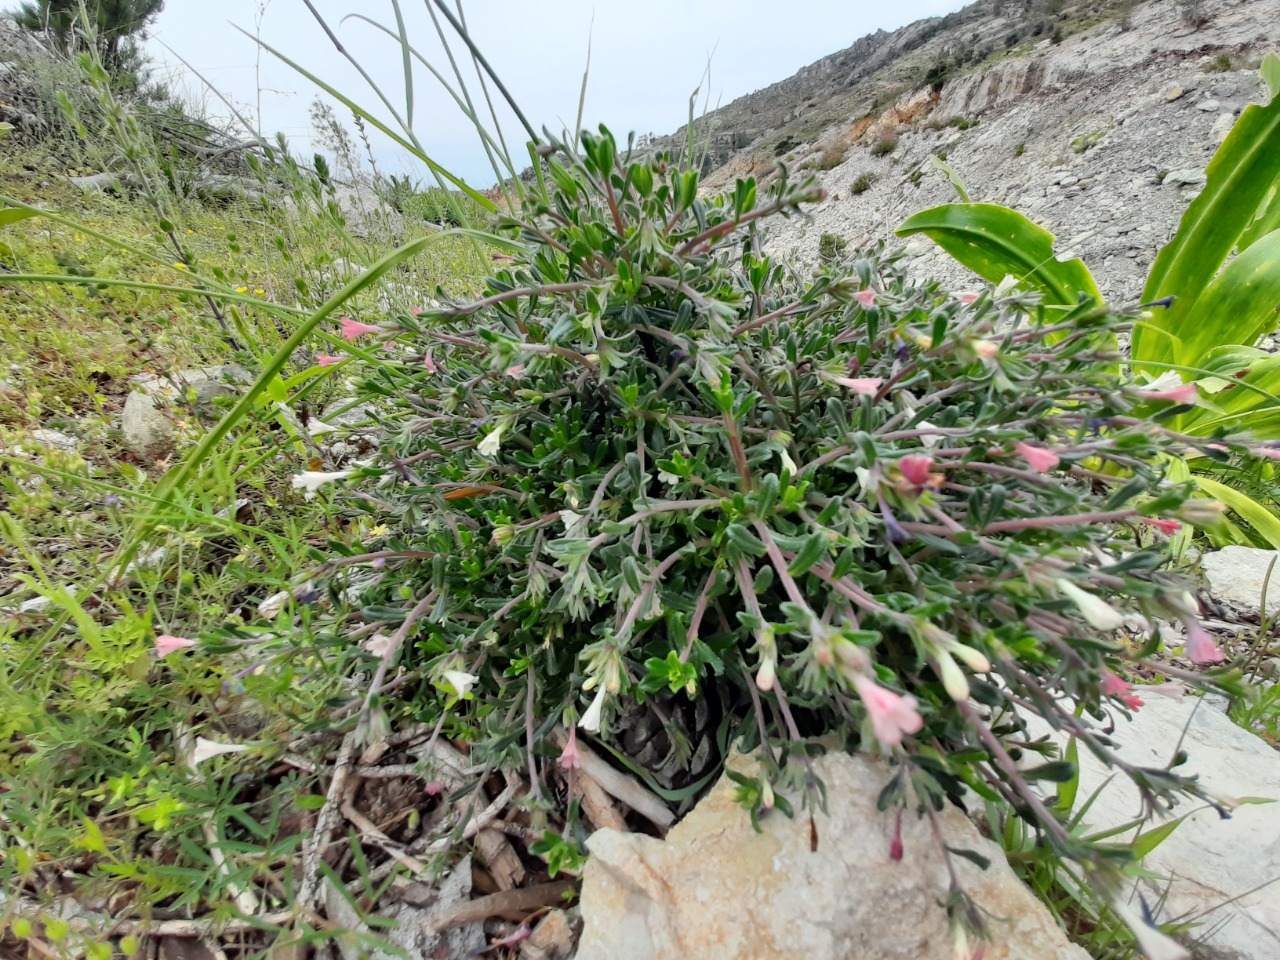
[666,0,1280,304]
[653,0,1140,172]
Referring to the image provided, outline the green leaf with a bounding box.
[1192,476,1280,549]
[945,846,991,871]
[1131,814,1188,860]
[1238,182,1280,253]
[1172,228,1280,366]
[1022,760,1077,783]
[929,155,971,203]
[0,207,38,227]
[0,122,13,139]
[1137,74,1280,365]
[79,816,108,854]
[1053,738,1081,815]
[787,530,829,577]
[1262,51,1280,100]
[895,203,1102,308]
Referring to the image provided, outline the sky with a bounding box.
[145,0,966,187]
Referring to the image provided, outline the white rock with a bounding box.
[1027,696,1280,960]
[121,366,251,450]
[1211,111,1237,140]
[1202,545,1280,618]
[576,751,1089,960]
[1197,98,1222,112]
[1163,168,1207,187]
[29,429,79,452]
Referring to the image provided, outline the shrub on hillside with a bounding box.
[818,231,849,261]
[871,135,898,157]
[850,172,875,194]
[304,129,1229,932]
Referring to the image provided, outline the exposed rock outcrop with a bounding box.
[577,751,1090,960]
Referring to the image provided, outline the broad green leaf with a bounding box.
[0,207,38,227]
[1173,229,1280,366]
[1178,355,1280,437]
[1262,51,1280,100]
[0,121,13,138]
[1137,73,1280,365]
[1238,183,1280,252]
[1193,476,1280,549]
[896,203,1102,308]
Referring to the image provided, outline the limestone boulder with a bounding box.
[1026,696,1280,960]
[121,365,251,450]
[576,751,1089,960]
[1201,545,1280,619]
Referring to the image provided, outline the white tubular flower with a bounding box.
[291,470,354,500]
[362,633,394,658]
[935,649,970,702]
[1056,579,1126,631]
[477,423,505,457]
[779,448,799,477]
[307,418,339,437]
[443,670,479,699]
[578,684,607,733]
[1110,899,1189,960]
[189,737,248,770]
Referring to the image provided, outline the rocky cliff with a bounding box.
[663,0,1280,304]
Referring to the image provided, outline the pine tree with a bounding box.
[13,0,165,71]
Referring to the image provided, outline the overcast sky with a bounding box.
[146,0,965,186]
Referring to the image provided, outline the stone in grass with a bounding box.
[323,856,482,960]
[1201,545,1280,619]
[29,428,79,452]
[577,751,1089,960]
[1023,695,1280,960]
[121,365,251,450]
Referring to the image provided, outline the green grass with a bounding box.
[0,128,485,937]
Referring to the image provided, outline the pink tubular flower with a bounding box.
[1147,680,1187,701]
[957,291,980,305]
[558,726,582,772]
[423,349,437,373]
[316,355,343,367]
[1182,618,1225,664]
[339,317,381,341]
[1100,669,1130,697]
[410,306,424,316]
[1138,382,1197,404]
[852,674,924,747]
[835,376,883,396]
[1015,441,1060,473]
[889,807,904,862]
[155,635,197,658]
[898,455,935,488]
[853,288,876,308]
[506,364,526,379]
[1102,669,1143,711]
[1141,517,1183,535]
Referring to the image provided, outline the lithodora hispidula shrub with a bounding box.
[307,127,1238,917]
